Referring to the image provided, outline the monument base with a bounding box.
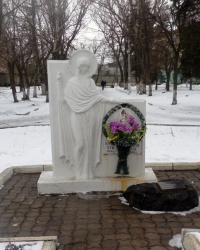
[37,168,157,194]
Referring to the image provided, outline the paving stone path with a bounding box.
[0,170,200,250]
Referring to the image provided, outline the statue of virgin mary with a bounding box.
[62,50,115,179]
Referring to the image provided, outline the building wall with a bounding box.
[0,73,9,86]
[93,75,136,86]
[93,75,119,86]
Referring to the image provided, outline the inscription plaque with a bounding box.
[103,137,142,155]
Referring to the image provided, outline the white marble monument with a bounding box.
[37,50,157,194]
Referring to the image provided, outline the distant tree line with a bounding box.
[92,0,200,104]
[0,0,199,104]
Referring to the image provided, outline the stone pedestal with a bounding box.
[38,168,157,194]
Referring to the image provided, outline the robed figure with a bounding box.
[59,50,115,179]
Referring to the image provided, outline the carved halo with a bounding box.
[69,49,98,76]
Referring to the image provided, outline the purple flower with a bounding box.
[124,124,134,134]
[108,115,140,137]
[109,121,120,134]
[126,115,135,125]
[133,123,140,130]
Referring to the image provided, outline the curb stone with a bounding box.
[0,165,52,188]
[145,162,200,171]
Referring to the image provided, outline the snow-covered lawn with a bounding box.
[0,84,200,174]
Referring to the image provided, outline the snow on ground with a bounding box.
[0,87,50,128]
[105,84,200,125]
[169,234,183,249]
[0,84,200,174]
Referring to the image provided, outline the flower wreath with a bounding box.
[102,103,146,147]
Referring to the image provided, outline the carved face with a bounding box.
[77,57,90,75]
[79,63,89,75]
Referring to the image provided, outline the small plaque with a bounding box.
[103,138,142,155]
[158,180,186,190]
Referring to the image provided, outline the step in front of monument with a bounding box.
[37,168,157,194]
[0,236,58,250]
[182,229,200,250]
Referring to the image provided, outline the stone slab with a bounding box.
[37,168,157,194]
[182,229,200,250]
[0,236,57,250]
[47,59,146,180]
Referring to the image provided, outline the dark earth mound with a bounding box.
[123,178,199,211]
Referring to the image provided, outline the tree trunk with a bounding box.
[46,90,49,102]
[149,83,152,96]
[27,86,30,100]
[33,85,37,98]
[172,69,178,105]
[17,68,25,92]
[166,72,170,91]
[172,54,179,105]
[123,44,128,90]
[139,82,143,95]
[136,83,140,93]
[172,88,177,105]
[119,65,124,87]
[22,88,28,100]
[45,77,49,102]
[23,66,31,100]
[166,82,170,91]
[11,86,18,102]
[143,83,146,94]
[189,78,192,90]
[155,80,158,90]
[41,83,46,95]
[8,62,19,102]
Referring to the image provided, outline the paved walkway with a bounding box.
[0,170,200,250]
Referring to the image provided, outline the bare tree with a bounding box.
[1,0,92,103]
[1,0,22,102]
[93,0,159,95]
[135,0,154,95]
[152,0,198,104]
[36,0,92,101]
[92,0,130,88]
[87,39,109,84]
[0,0,28,39]
[164,45,174,91]
[38,0,92,60]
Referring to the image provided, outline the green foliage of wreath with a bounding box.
[102,103,146,147]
